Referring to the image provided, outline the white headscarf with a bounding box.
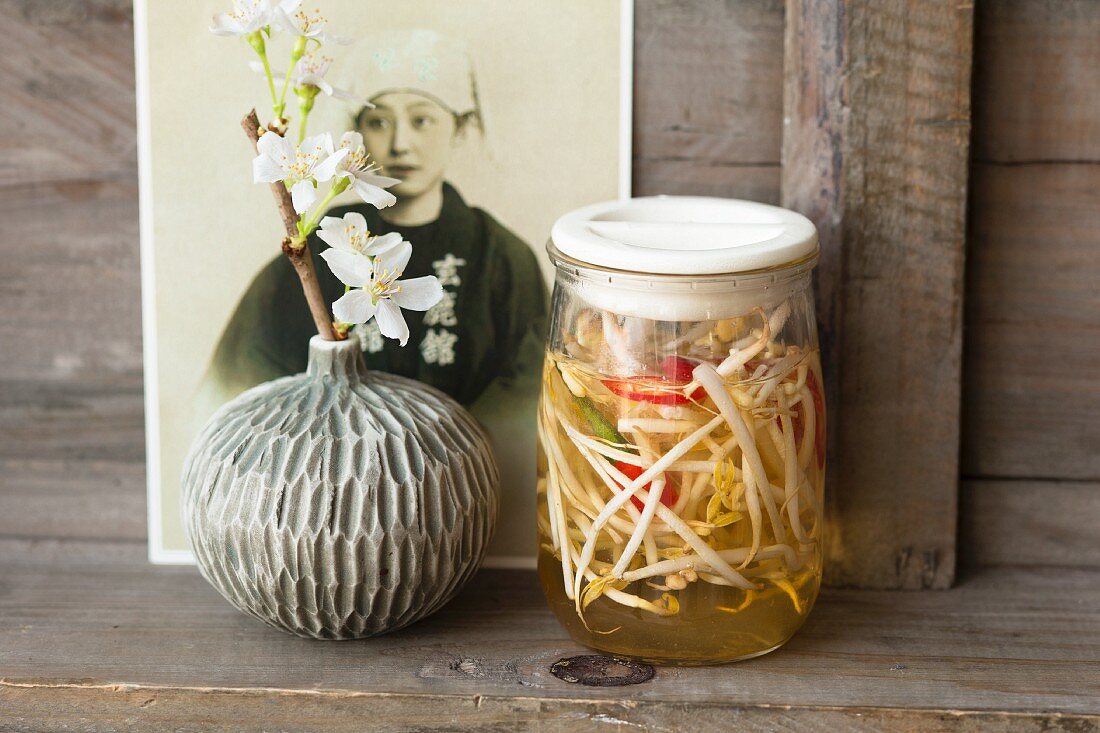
[335,29,482,127]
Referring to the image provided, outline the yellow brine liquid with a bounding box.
[538,547,821,664]
[536,327,825,664]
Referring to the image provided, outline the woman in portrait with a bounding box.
[199,30,548,412]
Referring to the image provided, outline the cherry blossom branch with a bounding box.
[213,6,414,347]
[241,109,338,341]
[241,109,299,237]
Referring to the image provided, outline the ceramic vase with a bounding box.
[181,335,500,639]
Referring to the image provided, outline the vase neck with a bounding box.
[307,335,365,383]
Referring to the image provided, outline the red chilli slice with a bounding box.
[613,460,680,512]
[602,377,692,405]
[806,369,826,468]
[601,356,707,406]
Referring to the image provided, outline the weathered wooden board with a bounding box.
[961,479,1100,570]
[781,1,973,588]
[0,378,143,463]
[0,540,1097,726]
[0,0,142,388]
[0,372,145,544]
[0,181,142,384]
[962,163,1100,480]
[633,0,784,202]
[2,685,1097,733]
[970,0,1100,164]
[0,0,136,189]
[0,457,145,542]
[962,0,1100,481]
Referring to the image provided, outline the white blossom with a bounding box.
[273,0,351,45]
[316,212,404,258]
[210,0,274,37]
[320,242,443,346]
[252,131,348,213]
[333,132,399,209]
[249,52,364,102]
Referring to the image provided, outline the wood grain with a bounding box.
[0,540,1097,725]
[781,1,973,589]
[633,0,784,202]
[0,7,144,562]
[0,180,142,383]
[0,376,144,540]
[962,163,1100,480]
[0,0,136,188]
[0,458,145,542]
[971,0,1100,164]
[962,0,1100,482]
[961,479,1100,570]
[2,684,1097,733]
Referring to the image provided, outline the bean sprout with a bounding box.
[535,296,824,636]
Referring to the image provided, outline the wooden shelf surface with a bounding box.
[0,538,1097,731]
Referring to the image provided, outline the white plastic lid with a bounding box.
[550,195,818,275]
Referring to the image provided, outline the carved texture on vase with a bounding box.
[181,338,500,639]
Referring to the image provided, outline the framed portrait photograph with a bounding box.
[137,0,634,565]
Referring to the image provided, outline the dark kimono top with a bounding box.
[203,183,548,408]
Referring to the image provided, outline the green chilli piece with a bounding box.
[574,395,632,451]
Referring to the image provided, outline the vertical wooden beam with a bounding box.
[782,0,974,588]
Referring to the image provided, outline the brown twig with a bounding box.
[280,237,339,340]
[241,109,338,341]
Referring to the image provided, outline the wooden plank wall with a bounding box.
[633,1,784,202]
[959,0,1100,570]
[781,0,973,589]
[0,0,147,543]
[3,0,1097,580]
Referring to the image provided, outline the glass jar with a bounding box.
[536,196,824,665]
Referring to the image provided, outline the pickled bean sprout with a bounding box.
[537,296,825,641]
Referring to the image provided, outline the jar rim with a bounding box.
[546,240,819,287]
[549,195,819,276]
